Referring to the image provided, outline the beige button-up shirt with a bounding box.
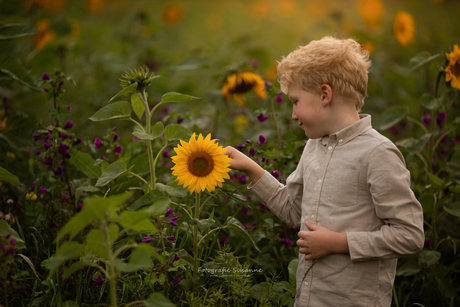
[249,115,424,307]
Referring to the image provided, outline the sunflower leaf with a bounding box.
[96,160,128,187]
[224,217,260,252]
[0,54,41,91]
[114,248,152,272]
[89,101,132,122]
[131,93,145,120]
[0,166,22,186]
[155,182,188,198]
[0,24,38,40]
[409,52,440,71]
[164,124,192,141]
[160,92,200,103]
[374,106,409,131]
[108,82,138,103]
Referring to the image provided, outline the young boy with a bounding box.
[224,36,424,307]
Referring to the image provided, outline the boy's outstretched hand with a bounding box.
[297,220,349,261]
[223,146,265,184]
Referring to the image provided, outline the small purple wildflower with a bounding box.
[239,174,247,184]
[42,73,50,81]
[43,142,52,150]
[93,276,105,286]
[422,116,430,127]
[271,170,280,179]
[38,186,48,194]
[173,254,180,262]
[57,81,64,91]
[249,147,256,157]
[30,181,36,188]
[49,221,59,228]
[177,117,183,124]
[169,215,179,226]
[94,138,103,149]
[165,208,173,217]
[114,145,123,155]
[63,121,73,129]
[58,143,69,155]
[113,134,120,142]
[436,112,447,125]
[171,277,181,285]
[112,126,117,131]
[219,236,229,244]
[66,105,72,111]
[258,135,267,145]
[242,206,249,216]
[133,136,139,142]
[260,203,267,210]
[167,236,176,243]
[236,144,245,151]
[33,133,42,142]
[43,156,53,166]
[73,138,81,146]
[53,167,63,176]
[163,151,170,158]
[35,150,42,155]
[76,203,83,213]
[264,81,273,88]
[424,239,433,249]
[142,237,153,243]
[257,113,268,123]
[283,238,294,248]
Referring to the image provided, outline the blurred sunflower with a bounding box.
[362,41,375,55]
[393,11,415,46]
[251,1,271,18]
[171,133,232,194]
[86,0,106,13]
[162,3,184,25]
[222,72,266,106]
[0,110,6,132]
[358,0,383,29]
[33,20,55,51]
[445,44,460,90]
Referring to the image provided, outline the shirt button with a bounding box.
[311,214,315,219]
[339,139,343,143]
[305,281,309,286]
[328,146,332,150]
[317,179,322,183]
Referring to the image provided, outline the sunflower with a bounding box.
[445,44,460,90]
[222,72,266,106]
[393,11,415,47]
[33,20,55,51]
[171,133,232,194]
[358,0,383,29]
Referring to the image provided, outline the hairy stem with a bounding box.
[139,91,156,189]
[193,193,201,275]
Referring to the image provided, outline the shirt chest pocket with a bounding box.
[323,168,359,206]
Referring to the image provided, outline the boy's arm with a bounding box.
[223,146,265,183]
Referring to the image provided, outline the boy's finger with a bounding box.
[304,220,317,231]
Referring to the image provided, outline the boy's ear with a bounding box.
[320,84,333,106]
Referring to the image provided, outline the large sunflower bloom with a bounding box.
[171,133,232,194]
[393,11,415,47]
[222,72,266,106]
[445,44,460,90]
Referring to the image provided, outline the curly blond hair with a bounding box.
[277,36,371,111]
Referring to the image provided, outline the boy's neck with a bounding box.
[325,101,361,137]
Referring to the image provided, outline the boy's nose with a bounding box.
[292,110,298,120]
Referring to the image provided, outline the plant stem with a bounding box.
[128,171,152,191]
[139,91,156,189]
[193,193,201,275]
[102,219,117,307]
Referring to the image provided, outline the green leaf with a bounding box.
[86,229,106,258]
[160,92,200,103]
[189,218,216,233]
[44,242,84,277]
[224,217,260,252]
[62,261,87,279]
[443,202,460,218]
[56,209,96,241]
[374,106,409,131]
[420,94,439,111]
[128,152,150,174]
[288,258,299,286]
[0,24,38,40]
[155,182,188,197]
[136,243,163,262]
[89,101,132,122]
[109,82,137,103]
[419,193,436,216]
[132,122,164,140]
[164,124,193,141]
[395,134,430,156]
[427,173,444,188]
[0,166,22,186]
[17,254,41,281]
[118,211,157,232]
[0,54,40,91]
[283,130,296,142]
[0,220,25,249]
[96,161,127,187]
[131,93,145,120]
[408,51,440,71]
[114,248,152,272]
[75,186,100,204]
[396,261,421,276]
[68,149,102,179]
[142,198,171,215]
[143,292,176,307]
[84,193,132,221]
[418,250,441,268]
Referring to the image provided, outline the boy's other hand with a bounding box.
[297,221,349,261]
[223,146,265,183]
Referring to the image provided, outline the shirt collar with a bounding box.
[320,114,372,146]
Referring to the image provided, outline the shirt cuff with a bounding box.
[347,232,373,262]
[248,170,283,203]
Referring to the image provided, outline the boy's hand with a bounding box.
[297,221,349,261]
[223,146,265,183]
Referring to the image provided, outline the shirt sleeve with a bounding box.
[248,148,307,228]
[347,141,425,262]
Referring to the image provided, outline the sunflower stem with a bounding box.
[139,90,156,189]
[193,192,201,275]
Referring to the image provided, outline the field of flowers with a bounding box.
[0,0,459,306]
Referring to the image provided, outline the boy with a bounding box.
[224,36,424,307]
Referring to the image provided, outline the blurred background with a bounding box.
[0,0,459,145]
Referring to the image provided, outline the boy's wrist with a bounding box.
[332,232,349,254]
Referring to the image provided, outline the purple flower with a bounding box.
[258,135,267,145]
[142,237,153,243]
[257,113,268,123]
[133,136,139,142]
[114,145,123,155]
[264,81,273,88]
[271,170,280,179]
[167,236,176,243]
[276,95,283,103]
[43,156,53,166]
[93,276,105,286]
[63,121,73,129]
[94,138,103,149]
[163,151,170,158]
[169,215,179,226]
[49,221,59,228]
[42,73,50,81]
[249,147,256,157]
[73,138,81,146]
[171,277,180,285]
[66,105,72,111]
[424,239,433,248]
[113,134,120,142]
[30,181,36,188]
[173,254,180,262]
[242,206,251,216]
[33,133,42,142]
[239,174,247,184]
[76,203,83,213]
[219,236,229,244]
[260,203,267,210]
[57,81,64,91]
[58,143,69,155]
[436,112,447,125]
[43,142,52,150]
[165,208,173,217]
[112,126,117,131]
[38,186,48,194]
[35,150,42,155]
[422,116,430,127]
[283,238,294,248]
[177,117,183,124]
[53,167,63,176]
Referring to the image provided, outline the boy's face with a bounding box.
[288,83,330,139]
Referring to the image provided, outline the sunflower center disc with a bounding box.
[454,62,460,78]
[188,152,214,177]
